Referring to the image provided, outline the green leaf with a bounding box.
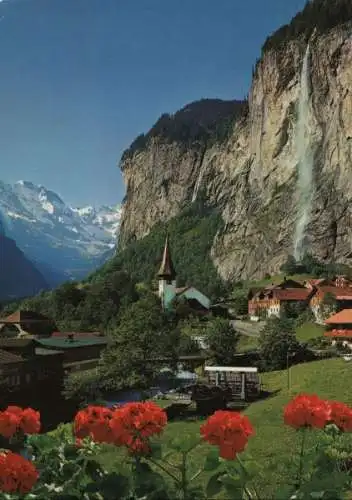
[204,448,220,471]
[150,441,163,460]
[206,472,225,499]
[273,485,296,500]
[219,473,244,498]
[169,434,201,453]
[85,473,130,500]
[85,459,106,481]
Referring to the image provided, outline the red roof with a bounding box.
[273,289,312,301]
[324,329,352,338]
[325,309,352,325]
[316,286,352,300]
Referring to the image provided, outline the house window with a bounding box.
[25,373,31,384]
[11,375,20,386]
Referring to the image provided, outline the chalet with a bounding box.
[324,309,352,351]
[0,310,57,338]
[309,276,352,323]
[35,335,108,373]
[248,279,313,320]
[0,342,64,411]
[157,236,211,312]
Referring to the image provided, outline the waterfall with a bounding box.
[191,164,206,202]
[293,44,314,262]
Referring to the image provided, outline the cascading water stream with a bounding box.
[293,44,314,262]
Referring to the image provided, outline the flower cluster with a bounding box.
[0,451,39,494]
[201,410,254,460]
[74,405,114,444]
[0,406,41,439]
[74,402,168,455]
[109,401,168,455]
[329,400,352,432]
[284,394,352,432]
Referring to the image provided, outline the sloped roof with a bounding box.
[0,310,53,324]
[35,337,108,349]
[51,331,102,338]
[305,278,326,288]
[175,286,190,295]
[0,349,24,365]
[325,309,352,325]
[273,288,312,301]
[316,286,352,300]
[157,236,176,279]
[0,338,33,348]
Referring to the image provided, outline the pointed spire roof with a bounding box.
[157,235,176,279]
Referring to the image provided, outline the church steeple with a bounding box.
[157,234,176,281]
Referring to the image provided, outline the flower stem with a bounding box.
[180,452,188,500]
[148,457,180,483]
[236,455,261,500]
[189,468,202,482]
[296,428,307,490]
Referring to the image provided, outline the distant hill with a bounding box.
[0,233,49,301]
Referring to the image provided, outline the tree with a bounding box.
[281,301,307,320]
[259,317,301,371]
[280,255,300,275]
[99,293,171,392]
[205,318,240,365]
[230,290,249,316]
[320,292,337,320]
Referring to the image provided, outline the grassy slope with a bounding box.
[237,319,325,353]
[246,273,313,288]
[95,358,351,498]
[237,334,259,353]
[296,322,326,342]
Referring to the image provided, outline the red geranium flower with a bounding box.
[19,408,41,434]
[0,411,21,439]
[284,394,331,429]
[109,401,167,455]
[0,406,41,439]
[200,410,254,460]
[74,405,113,444]
[329,400,352,432]
[0,452,38,494]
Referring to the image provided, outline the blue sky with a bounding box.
[0,0,307,207]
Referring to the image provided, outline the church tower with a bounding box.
[157,235,177,308]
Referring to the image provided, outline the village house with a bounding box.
[308,276,352,323]
[324,309,352,351]
[248,275,352,322]
[0,310,57,337]
[157,236,211,313]
[248,279,313,320]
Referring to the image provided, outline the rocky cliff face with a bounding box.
[118,23,352,281]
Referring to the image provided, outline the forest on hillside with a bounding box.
[121,99,248,160]
[262,0,352,52]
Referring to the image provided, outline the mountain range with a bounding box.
[0,180,121,297]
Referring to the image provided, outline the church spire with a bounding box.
[157,234,176,280]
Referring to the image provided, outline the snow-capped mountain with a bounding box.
[0,180,122,284]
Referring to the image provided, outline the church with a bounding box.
[156,236,211,313]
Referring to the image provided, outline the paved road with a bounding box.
[230,320,265,337]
